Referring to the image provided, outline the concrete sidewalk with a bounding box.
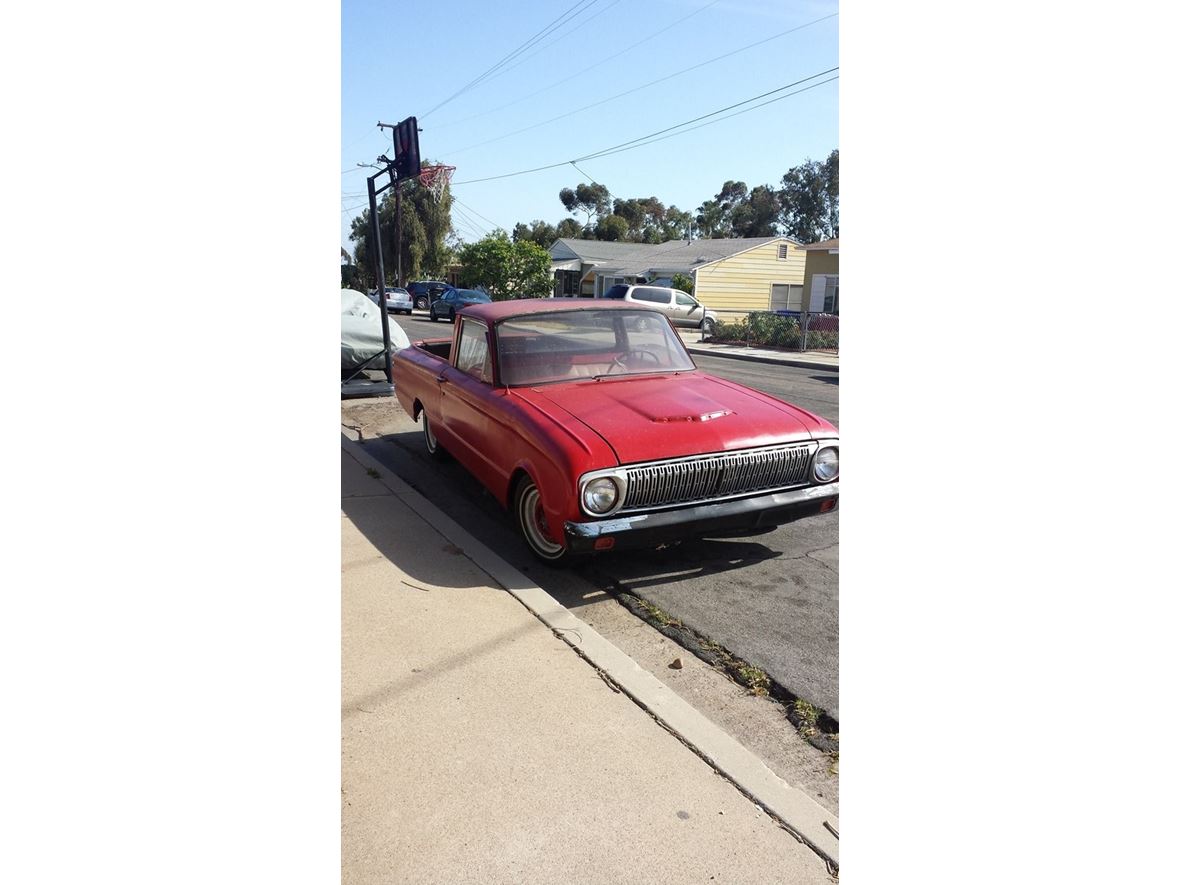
[342,442,839,883]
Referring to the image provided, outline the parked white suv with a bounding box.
[601,285,719,336]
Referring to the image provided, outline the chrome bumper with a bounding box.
[563,482,839,552]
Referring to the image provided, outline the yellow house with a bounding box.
[548,236,809,319]
[800,238,839,315]
[687,238,808,319]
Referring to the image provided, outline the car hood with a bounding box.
[514,371,834,464]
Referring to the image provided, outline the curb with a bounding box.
[612,590,840,750]
[340,433,840,870]
[684,345,840,373]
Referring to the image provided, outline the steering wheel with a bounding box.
[607,350,661,373]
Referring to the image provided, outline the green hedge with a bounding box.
[710,314,838,350]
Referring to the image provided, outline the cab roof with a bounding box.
[460,297,659,323]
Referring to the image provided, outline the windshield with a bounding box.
[496,309,695,387]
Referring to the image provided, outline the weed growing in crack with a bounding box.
[737,665,770,696]
[794,699,821,738]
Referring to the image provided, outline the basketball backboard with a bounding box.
[392,116,420,180]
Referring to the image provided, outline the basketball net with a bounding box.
[417,164,455,200]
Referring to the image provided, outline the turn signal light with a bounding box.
[594,537,615,550]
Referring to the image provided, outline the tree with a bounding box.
[730,184,780,237]
[694,181,748,238]
[457,230,553,300]
[555,217,583,239]
[661,206,693,241]
[595,214,628,242]
[779,150,839,242]
[511,219,557,247]
[559,183,611,233]
[348,161,454,286]
[671,273,694,294]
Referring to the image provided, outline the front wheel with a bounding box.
[429,309,438,322]
[701,317,717,337]
[513,477,570,565]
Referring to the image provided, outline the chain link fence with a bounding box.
[705,311,839,353]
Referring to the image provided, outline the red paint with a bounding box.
[393,300,838,551]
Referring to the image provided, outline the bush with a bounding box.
[711,318,749,342]
[710,313,837,350]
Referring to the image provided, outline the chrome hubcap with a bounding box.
[520,486,562,558]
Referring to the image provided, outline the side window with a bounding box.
[633,287,671,305]
[455,320,491,382]
[675,292,695,306]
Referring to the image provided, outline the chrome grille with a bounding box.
[621,444,816,512]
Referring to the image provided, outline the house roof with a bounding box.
[550,239,663,263]
[800,238,839,251]
[550,236,792,276]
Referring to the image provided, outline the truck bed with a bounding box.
[416,340,451,361]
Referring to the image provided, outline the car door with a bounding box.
[673,290,700,328]
[438,317,508,492]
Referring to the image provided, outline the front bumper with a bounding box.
[563,482,839,553]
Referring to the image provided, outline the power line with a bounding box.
[465,0,625,93]
[438,12,838,157]
[452,198,505,232]
[452,158,573,186]
[420,0,600,119]
[573,68,838,162]
[450,68,837,186]
[568,161,600,186]
[451,207,486,235]
[578,76,839,162]
[429,0,729,131]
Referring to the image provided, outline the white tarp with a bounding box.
[341,289,410,369]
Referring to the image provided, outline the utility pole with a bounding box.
[366,153,398,384]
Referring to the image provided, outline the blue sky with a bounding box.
[341,0,839,253]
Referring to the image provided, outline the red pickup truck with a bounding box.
[392,299,839,564]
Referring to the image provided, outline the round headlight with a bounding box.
[582,477,620,514]
[814,446,839,482]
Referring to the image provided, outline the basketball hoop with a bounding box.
[416,164,455,200]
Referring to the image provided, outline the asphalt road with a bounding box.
[361,311,840,719]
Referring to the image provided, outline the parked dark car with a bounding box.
[429,288,492,322]
[407,280,451,311]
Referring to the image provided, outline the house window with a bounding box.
[777,244,789,259]
[823,276,839,315]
